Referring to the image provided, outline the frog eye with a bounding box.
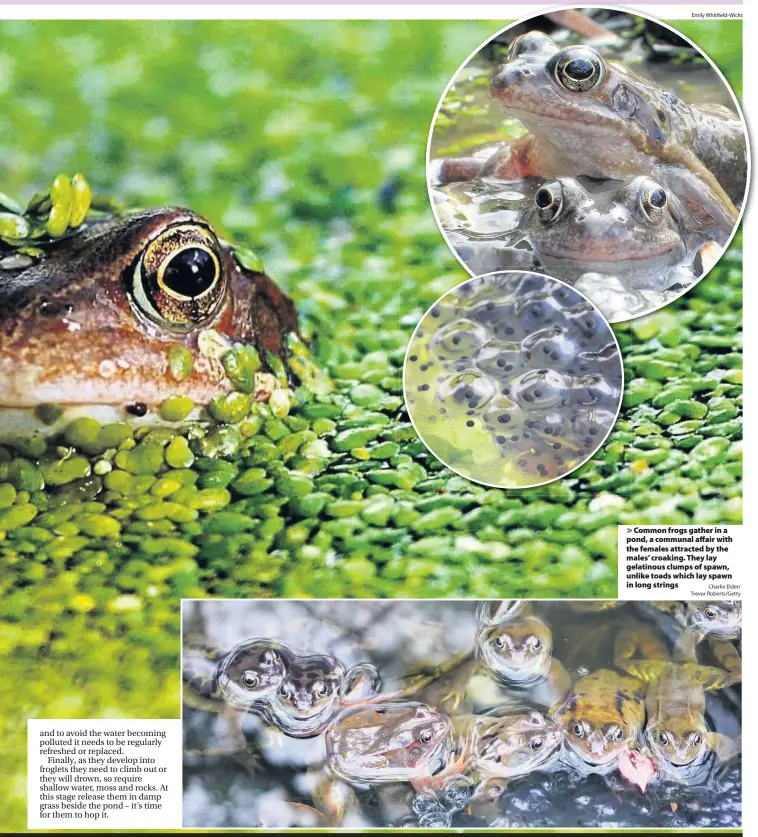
[692,734,702,746]
[507,31,550,61]
[529,636,541,650]
[494,635,506,649]
[704,606,719,620]
[530,737,544,750]
[419,729,433,744]
[572,724,585,738]
[241,671,260,689]
[553,47,604,93]
[313,681,328,697]
[658,732,669,746]
[613,728,624,741]
[279,683,289,697]
[534,182,563,224]
[639,181,668,223]
[132,222,225,329]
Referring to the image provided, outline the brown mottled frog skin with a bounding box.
[442,31,746,241]
[551,668,645,774]
[0,207,298,414]
[614,627,739,782]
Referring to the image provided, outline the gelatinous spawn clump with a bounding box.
[404,272,622,487]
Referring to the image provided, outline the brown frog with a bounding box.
[0,207,299,433]
[442,31,746,242]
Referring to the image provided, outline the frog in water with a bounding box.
[441,31,746,242]
[551,668,646,775]
[522,176,689,288]
[403,601,570,715]
[182,637,382,737]
[0,206,300,436]
[182,637,291,713]
[325,702,455,786]
[271,656,382,737]
[649,600,741,686]
[614,626,739,784]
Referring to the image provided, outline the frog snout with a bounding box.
[490,63,532,97]
[588,731,607,756]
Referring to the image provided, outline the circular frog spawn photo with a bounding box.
[428,7,748,322]
[403,271,623,488]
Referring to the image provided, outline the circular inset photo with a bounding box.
[403,271,623,488]
[428,7,749,322]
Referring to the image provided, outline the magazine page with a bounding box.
[0,1,747,834]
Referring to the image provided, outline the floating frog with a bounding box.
[614,627,739,784]
[522,176,689,287]
[0,207,300,436]
[402,602,570,714]
[551,668,646,775]
[271,657,382,737]
[325,702,455,785]
[182,637,291,713]
[183,637,382,737]
[649,600,741,686]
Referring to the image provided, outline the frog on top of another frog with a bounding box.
[441,30,745,243]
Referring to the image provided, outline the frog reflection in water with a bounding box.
[523,176,688,288]
[0,207,299,434]
[614,627,740,783]
[444,31,746,242]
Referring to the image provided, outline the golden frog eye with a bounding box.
[613,728,624,741]
[639,181,668,223]
[553,47,604,93]
[534,181,563,224]
[494,635,506,649]
[704,606,719,620]
[132,222,225,329]
[692,733,702,746]
[658,731,669,746]
[241,671,260,689]
[572,723,584,738]
[419,729,433,744]
[313,681,328,697]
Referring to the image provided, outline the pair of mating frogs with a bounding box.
[183,601,739,825]
[437,30,746,301]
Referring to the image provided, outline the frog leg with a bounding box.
[438,156,489,184]
[480,133,545,180]
[613,627,669,675]
[672,630,699,663]
[707,639,742,686]
[706,732,740,764]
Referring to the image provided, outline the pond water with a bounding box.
[182,599,741,828]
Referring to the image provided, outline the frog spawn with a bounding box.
[404,272,622,487]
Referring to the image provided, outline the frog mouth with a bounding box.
[539,237,682,265]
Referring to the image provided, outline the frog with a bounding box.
[0,207,300,436]
[325,702,455,786]
[271,656,382,737]
[401,601,570,715]
[182,637,383,737]
[649,600,741,686]
[551,668,646,775]
[521,176,690,288]
[440,31,746,242]
[613,626,739,783]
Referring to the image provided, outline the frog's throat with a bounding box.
[0,404,197,441]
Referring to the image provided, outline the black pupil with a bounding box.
[535,188,553,208]
[533,740,542,749]
[649,188,666,208]
[565,58,594,81]
[163,247,217,298]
